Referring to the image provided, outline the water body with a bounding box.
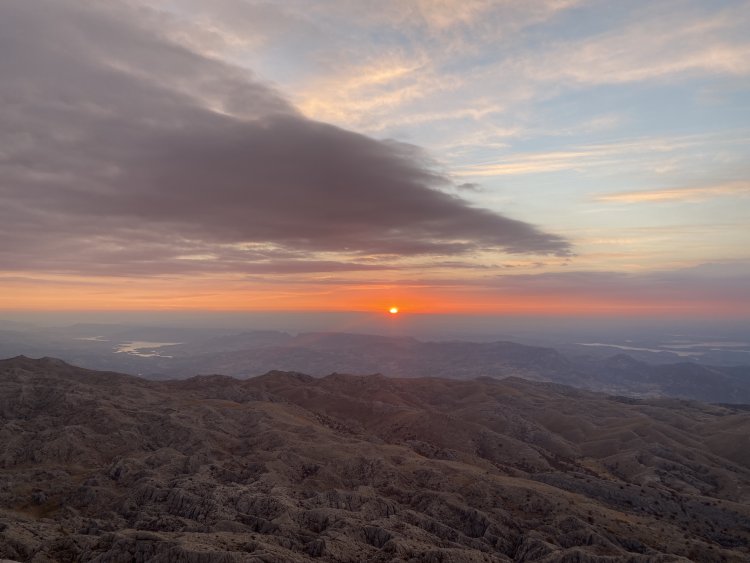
[115,341,181,358]
[661,341,749,349]
[577,343,703,357]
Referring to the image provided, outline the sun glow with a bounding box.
[389,306,399,314]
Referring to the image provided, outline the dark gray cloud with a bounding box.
[0,0,569,277]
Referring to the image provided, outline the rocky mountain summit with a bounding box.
[1,356,749,562]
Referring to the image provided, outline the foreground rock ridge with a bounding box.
[1,356,749,562]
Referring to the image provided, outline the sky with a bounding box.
[1,0,749,319]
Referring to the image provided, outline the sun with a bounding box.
[388,306,399,314]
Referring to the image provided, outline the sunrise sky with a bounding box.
[1,0,749,318]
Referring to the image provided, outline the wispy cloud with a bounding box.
[455,135,719,177]
[295,54,452,127]
[508,6,750,86]
[598,181,750,203]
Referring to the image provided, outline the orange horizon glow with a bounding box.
[1,276,748,319]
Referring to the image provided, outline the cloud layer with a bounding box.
[0,0,569,277]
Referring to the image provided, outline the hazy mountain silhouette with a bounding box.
[154,332,750,404]
[2,326,749,404]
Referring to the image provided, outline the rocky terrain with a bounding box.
[1,356,750,562]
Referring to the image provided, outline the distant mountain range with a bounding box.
[1,356,749,561]
[2,324,750,405]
